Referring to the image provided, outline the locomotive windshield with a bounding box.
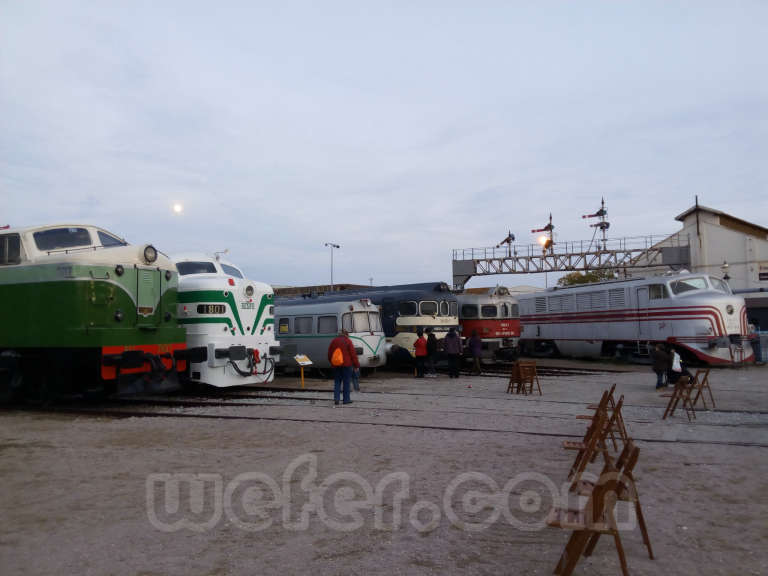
[34,227,91,251]
[709,277,731,294]
[670,277,708,295]
[97,231,127,247]
[176,261,218,275]
[353,312,371,332]
[221,263,244,278]
[369,311,382,331]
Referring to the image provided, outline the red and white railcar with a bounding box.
[518,273,753,364]
[457,286,520,359]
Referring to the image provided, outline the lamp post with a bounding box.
[325,242,340,292]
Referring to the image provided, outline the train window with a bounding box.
[510,303,519,317]
[317,315,338,334]
[420,301,438,316]
[670,277,707,295]
[501,303,509,317]
[294,316,313,334]
[399,301,418,316]
[0,234,22,265]
[33,227,92,251]
[177,261,218,275]
[649,285,668,300]
[439,300,449,316]
[710,277,731,294]
[278,318,290,334]
[369,312,383,331]
[481,305,497,318]
[342,313,353,332]
[450,301,458,316]
[461,305,479,318]
[221,263,244,279]
[353,311,371,332]
[97,231,127,247]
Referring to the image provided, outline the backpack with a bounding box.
[331,347,344,367]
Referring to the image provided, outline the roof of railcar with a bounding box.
[517,271,719,297]
[276,282,457,305]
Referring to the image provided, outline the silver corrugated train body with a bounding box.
[518,272,753,364]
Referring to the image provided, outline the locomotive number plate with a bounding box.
[241,302,255,310]
[197,304,226,314]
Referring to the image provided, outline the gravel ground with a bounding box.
[1,361,767,576]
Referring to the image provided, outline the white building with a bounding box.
[642,204,768,328]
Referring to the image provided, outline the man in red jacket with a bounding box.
[327,329,360,405]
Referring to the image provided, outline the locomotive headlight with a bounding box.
[726,304,734,315]
[143,244,158,264]
[245,285,254,297]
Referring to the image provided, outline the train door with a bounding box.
[137,267,160,327]
[636,287,649,338]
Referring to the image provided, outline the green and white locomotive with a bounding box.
[0,224,188,401]
[173,253,279,387]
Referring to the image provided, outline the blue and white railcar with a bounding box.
[173,254,279,386]
[518,272,754,364]
[274,298,386,370]
[288,282,460,360]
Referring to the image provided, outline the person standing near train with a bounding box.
[650,343,669,389]
[327,329,359,405]
[425,327,438,377]
[468,330,483,375]
[443,327,462,378]
[413,328,428,378]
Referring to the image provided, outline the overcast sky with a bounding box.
[2,1,767,288]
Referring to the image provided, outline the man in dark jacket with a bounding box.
[425,327,438,377]
[327,329,360,405]
[650,344,669,389]
[443,327,462,378]
[468,330,482,375]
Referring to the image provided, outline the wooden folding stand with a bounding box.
[571,439,654,561]
[689,368,715,410]
[661,375,696,421]
[548,449,637,576]
[506,360,542,395]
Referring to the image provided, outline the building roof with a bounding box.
[675,204,768,237]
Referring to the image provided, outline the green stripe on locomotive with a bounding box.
[0,263,186,348]
[177,291,273,336]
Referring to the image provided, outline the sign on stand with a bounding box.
[294,355,313,388]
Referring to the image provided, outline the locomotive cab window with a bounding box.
[221,263,244,278]
[369,312,383,331]
[501,303,509,318]
[481,305,498,318]
[649,284,669,300]
[439,300,449,316]
[450,301,458,317]
[33,227,92,251]
[317,315,338,334]
[278,318,290,334]
[710,277,731,294]
[670,277,708,295]
[510,303,519,318]
[461,305,478,319]
[420,301,438,316]
[399,301,418,316]
[0,234,22,265]
[342,313,354,333]
[353,311,371,332]
[177,261,218,275]
[294,316,313,334]
[97,231,127,247]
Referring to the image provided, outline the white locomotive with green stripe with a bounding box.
[174,254,279,387]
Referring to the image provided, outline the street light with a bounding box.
[324,242,340,292]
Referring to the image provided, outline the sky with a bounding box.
[2,0,767,288]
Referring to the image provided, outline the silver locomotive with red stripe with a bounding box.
[518,272,754,364]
